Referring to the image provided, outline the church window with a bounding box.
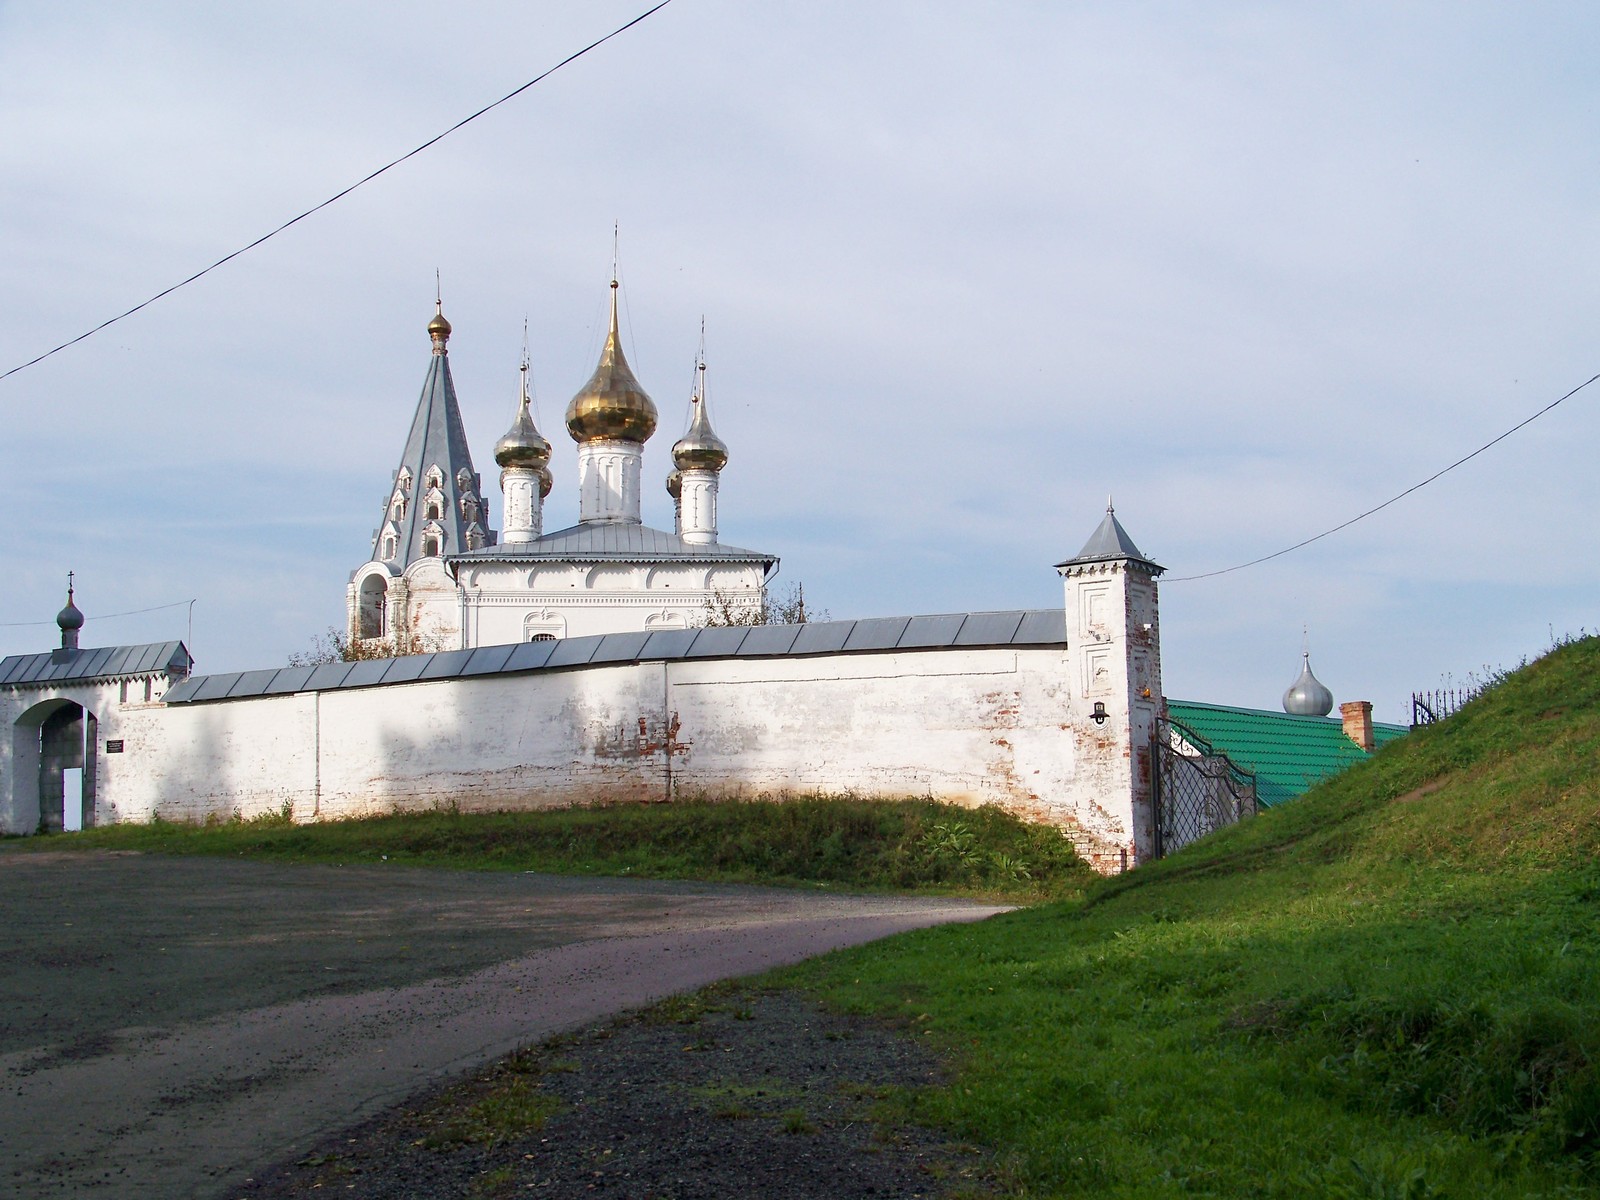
[143,679,152,702]
[357,575,388,638]
[425,467,443,490]
[426,500,441,520]
[382,534,397,560]
[461,495,479,522]
[530,633,556,642]
[456,468,474,491]
[119,680,128,703]
[397,468,413,493]
[390,495,406,522]
[422,534,440,556]
[466,526,485,551]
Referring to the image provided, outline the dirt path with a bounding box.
[0,851,1004,1200]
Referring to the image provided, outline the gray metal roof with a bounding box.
[450,521,776,567]
[364,334,489,570]
[1057,506,1162,571]
[0,642,193,688]
[163,609,1067,705]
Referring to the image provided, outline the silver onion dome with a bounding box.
[56,589,84,634]
[1283,653,1334,716]
[494,392,552,471]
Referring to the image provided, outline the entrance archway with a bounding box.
[12,698,98,834]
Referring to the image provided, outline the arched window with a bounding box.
[357,575,389,639]
[425,467,443,490]
[530,633,556,642]
[390,494,407,522]
[396,468,413,494]
[382,534,397,560]
[425,501,441,520]
[422,533,440,556]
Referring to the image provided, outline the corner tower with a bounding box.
[1056,501,1164,866]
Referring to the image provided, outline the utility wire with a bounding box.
[0,0,675,384]
[0,598,197,628]
[1166,371,1600,583]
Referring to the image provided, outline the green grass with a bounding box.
[779,634,1600,1197]
[19,794,1095,901]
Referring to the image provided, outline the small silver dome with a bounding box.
[1283,653,1334,716]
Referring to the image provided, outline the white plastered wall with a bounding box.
[33,643,1141,870]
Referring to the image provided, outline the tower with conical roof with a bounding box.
[347,302,494,647]
[1056,500,1165,865]
[566,279,657,525]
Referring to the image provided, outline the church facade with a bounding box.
[346,283,776,651]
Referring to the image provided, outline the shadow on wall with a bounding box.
[10,698,95,835]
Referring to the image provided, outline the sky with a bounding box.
[2,1,1596,726]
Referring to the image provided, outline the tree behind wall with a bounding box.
[700,582,828,628]
[288,625,451,666]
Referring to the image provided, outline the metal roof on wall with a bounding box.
[1166,699,1407,807]
[450,521,776,566]
[163,609,1068,705]
[0,642,193,688]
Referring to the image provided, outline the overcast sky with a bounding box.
[3,1,1596,725]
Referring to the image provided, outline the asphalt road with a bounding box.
[0,851,1006,1200]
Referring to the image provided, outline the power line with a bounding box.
[1165,371,1600,583]
[0,0,675,385]
[0,598,196,628]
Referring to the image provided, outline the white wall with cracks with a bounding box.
[4,545,1162,874]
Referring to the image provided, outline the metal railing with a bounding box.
[1151,717,1258,858]
[1410,685,1480,729]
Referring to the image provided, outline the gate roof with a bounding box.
[0,642,193,688]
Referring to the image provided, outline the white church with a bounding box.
[347,281,777,650]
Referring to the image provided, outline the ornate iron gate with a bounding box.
[1151,716,1258,857]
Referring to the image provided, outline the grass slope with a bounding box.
[28,795,1095,901]
[785,635,1600,1198]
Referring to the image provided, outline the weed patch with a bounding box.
[33,795,1094,901]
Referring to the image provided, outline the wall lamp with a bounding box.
[1091,702,1109,725]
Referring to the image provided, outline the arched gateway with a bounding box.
[0,584,191,836]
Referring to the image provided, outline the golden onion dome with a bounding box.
[427,302,452,354]
[494,372,553,470]
[666,469,682,499]
[565,281,657,444]
[672,394,728,472]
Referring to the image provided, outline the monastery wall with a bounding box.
[4,643,1142,871]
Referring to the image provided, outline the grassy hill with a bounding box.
[787,634,1600,1197]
